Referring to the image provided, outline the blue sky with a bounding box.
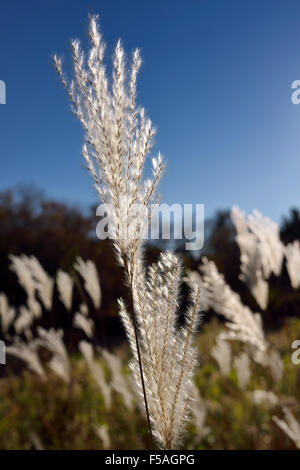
[0,0,300,222]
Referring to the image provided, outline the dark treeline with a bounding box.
[0,185,299,348]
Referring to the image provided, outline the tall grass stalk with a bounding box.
[54,15,201,449]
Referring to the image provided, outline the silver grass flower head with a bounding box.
[24,256,54,310]
[36,327,70,383]
[250,274,269,311]
[14,305,34,335]
[0,293,15,334]
[27,296,42,319]
[285,241,300,290]
[184,269,209,311]
[231,207,269,310]
[56,269,74,310]
[55,16,202,450]
[234,352,251,390]
[9,254,35,300]
[79,340,112,410]
[79,339,94,364]
[190,383,210,444]
[250,390,279,408]
[197,257,267,353]
[54,15,164,261]
[6,339,46,379]
[268,349,284,383]
[249,345,270,367]
[11,255,53,311]
[24,328,33,342]
[211,335,232,376]
[29,432,44,451]
[273,408,300,449]
[101,348,134,410]
[247,208,284,279]
[119,250,202,449]
[79,303,89,315]
[9,254,42,317]
[73,311,94,338]
[232,206,300,296]
[74,257,101,309]
[95,424,111,449]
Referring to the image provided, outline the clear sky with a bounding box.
[0,0,300,222]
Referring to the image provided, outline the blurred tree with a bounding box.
[0,185,127,347]
[203,210,240,285]
[280,208,300,244]
[0,186,299,340]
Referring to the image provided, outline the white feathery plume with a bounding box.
[24,328,33,342]
[53,15,164,267]
[56,269,74,310]
[73,308,94,338]
[285,241,300,290]
[55,16,201,449]
[101,348,134,410]
[231,206,269,309]
[27,296,42,319]
[268,349,284,383]
[95,424,111,449]
[193,257,267,354]
[79,303,88,315]
[184,269,209,311]
[79,340,112,409]
[0,293,15,334]
[190,383,210,444]
[119,251,202,449]
[234,352,251,390]
[250,390,279,408]
[211,336,232,376]
[14,306,34,335]
[23,256,54,310]
[9,254,35,299]
[6,339,46,379]
[74,257,101,309]
[29,432,44,450]
[249,344,270,367]
[273,408,300,449]
[36,327,70,383]
[250,276,269,312]
[247,209,284,279]
[9,254,42,317]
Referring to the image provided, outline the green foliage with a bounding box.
[0,359,148,450]
[0,319,299,449]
